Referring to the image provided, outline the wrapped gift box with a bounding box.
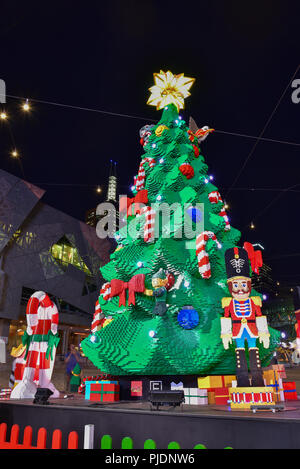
[214,387,230,405]
[229,387,274,410]
[207,390,215,404]
[171,382,184,390]
[272,364,286,379]
[283,381,298,401]
[0,388,11,400]
[131,381,143,397]
[184,388,208,405]
[266,377,285,402]
[85,380,119,401]
[198,375,236,389]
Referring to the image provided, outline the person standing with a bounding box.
[64,344,81,392]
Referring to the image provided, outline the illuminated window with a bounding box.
[50,236,91,275]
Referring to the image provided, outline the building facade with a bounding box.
[0,169,111,362]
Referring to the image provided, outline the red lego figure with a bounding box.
[220,247,270,387]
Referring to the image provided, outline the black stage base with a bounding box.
[1,398,300,449]
[111,374,198,400]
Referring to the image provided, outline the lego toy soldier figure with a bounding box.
[220,247,270,387]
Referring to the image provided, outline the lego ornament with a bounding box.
[139,124,154,147]
[186,206,203,223]
[134,157,156,192]
[165,272,175,291]
[208,191,231,231]
[177,306,199,329]
[179,163,194,179]
[155,124,169,136]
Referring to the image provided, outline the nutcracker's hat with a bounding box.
[225,247,250,281]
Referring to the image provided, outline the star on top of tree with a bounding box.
[147,70,195,111]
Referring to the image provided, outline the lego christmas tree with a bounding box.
[81,71,279,376]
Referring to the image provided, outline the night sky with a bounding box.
[1,1,300,287]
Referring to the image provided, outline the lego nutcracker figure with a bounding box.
[220,247,270,387]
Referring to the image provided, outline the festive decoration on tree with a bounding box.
[140,124,155,147]
[10,291,60,399]
[179,163,194,179]
[208,191,231,231]
[188,119,215,143]
[177,306,200,330]
[81,72,279,376]
[134,157,156,192]
[147,70,195,110]
[150,268,169,317]
[220,247,270,387]
[196,231,222,279]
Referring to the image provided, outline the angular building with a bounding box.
[0,169,110,362]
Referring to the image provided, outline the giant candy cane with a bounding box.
[135,157,156,191]
[91,283,111,333]
[138,206,156,243]
[196,231,222,279]
[208,191,231,231]
[10,291,60,399]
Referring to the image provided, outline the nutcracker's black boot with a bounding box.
[249,347,264,386]
[235,348,251,387]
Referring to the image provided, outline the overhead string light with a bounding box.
[22,99,30,112]
[11,149,19,158]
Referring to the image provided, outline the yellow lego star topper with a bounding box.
[147,70,195,111]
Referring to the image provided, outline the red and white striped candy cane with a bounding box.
[100,282,111,301]
[208,191,231,231]
[11,291,60,399]
[91,300,105,333]
[196,231,221,279]
[135,157,156,191]
[138,206,156,243]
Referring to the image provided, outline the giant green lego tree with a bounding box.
[81,71,279,376]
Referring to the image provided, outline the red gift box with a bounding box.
[131,381,143,397]
[283,381,298,401]
[214,387,230,405]
[89,383,120,402]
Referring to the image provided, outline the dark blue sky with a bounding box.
[1,0,300,286]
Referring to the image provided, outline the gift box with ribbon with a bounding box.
[85,380,119,401]
[214,387,230,405]
[265,377,285,402]
[197,375,236,389]
[272,364,287,379]
[171,382,184,390]
[229,387,274,410]
[184,388,208,405]
[282,381,298,401]
[207,390,216,404]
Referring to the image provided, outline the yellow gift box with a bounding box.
[198,375,236,389]
[263,369,281,385]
